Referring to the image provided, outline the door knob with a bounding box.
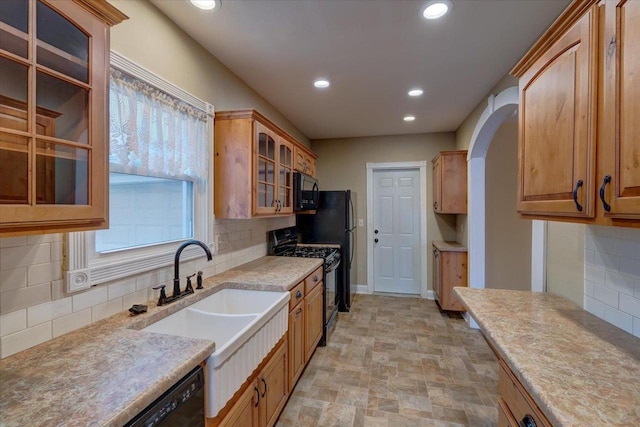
[374,238,379,243]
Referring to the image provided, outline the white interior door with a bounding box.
[372,169,421,294]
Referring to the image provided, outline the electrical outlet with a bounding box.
[358,219,364,227]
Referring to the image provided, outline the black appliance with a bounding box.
[293,172,319,211]
[268,226,341,345]
[296,190,355,312]
[125,366,204,426]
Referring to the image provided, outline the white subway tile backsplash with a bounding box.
[27,262,61,286]
[584,296,606,319]
[108,279,136,300]
[593,284,619,307]
[619,295,640,318]
[0,267,27,292]
[26,234,61,244]
[585,226,640,336]
[52,309,91,338]
[604,305,633,334]
[72,287,108,312]
[92,298,122,322]
[584,265,605,285]
[605,271,635,296]
[0,310,26,336]
[0,236,27,248]
[0,244,50,270]
[584,281,596,298]
[0,322,51,358]
[50,242,63,262]
[620,257,640,277]
[0,283,51,314]
[27,298,72,327]
[593,250,620,271]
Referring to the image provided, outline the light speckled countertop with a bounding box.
[432,240,467,252]
[454,288,640,426]
[0,256,322,427]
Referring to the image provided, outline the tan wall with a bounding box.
[454,73,518,245]
[311,133,458,292]
[109,0,309,146]
[485,118,531,290]
[546,222,585,307]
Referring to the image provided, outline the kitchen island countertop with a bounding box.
[0,256,322,427]
[454,287,640,427]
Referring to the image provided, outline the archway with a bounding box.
[467,86,545,296]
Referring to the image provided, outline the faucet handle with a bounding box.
[152,285,167,306]
[185,273,196,294]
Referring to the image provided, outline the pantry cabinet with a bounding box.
[432,150,467,214]
[511,0,639,226]
[215,110,313,218]
[0,0,127,236]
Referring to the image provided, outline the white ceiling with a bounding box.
[151,0,570,140]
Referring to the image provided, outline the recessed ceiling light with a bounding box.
[408,89,424,97]
[403,115,416,122]
[190,0,217,10]
[422,1,451,19]
[314,79,330,88]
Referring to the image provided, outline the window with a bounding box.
[65,52,213,292]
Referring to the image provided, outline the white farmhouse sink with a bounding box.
[189,288,286,315]
[141,288,289,417]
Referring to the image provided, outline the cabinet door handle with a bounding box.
[296,307,302,315]
[254,386,260,407]
[572,179,584,212]
[599,175,611,212]
[261,377,267,397]
[433,201,438,210]
[519,414,536,427]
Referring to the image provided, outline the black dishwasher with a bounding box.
[125,366,205,427]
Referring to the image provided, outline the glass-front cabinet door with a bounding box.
[278,139,293,214]
[255,122,277,215]
[0,0,125,235]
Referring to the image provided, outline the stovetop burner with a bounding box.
[275,245,340,268]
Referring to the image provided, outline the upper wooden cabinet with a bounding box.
[214,110,314,218]
[512,0,639,226]
[432,150,467,214]
[293,144,317,178]
[0,0,127,236]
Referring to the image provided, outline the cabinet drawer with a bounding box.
[289,282,305,311]
[304,266,323,294]
[498,361,551,427]
[498,397,518,427]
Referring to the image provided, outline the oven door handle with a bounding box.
[326,257,341,273]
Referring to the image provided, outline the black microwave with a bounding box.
[293,172,319,211]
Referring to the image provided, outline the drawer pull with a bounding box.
[313,275,319,282]
[519,414,536,427]
[296,290,303,299]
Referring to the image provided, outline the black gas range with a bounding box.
[268,227,341,346]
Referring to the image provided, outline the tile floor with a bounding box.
[276,293,499,427]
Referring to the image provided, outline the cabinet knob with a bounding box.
[374,238,379,243]
[519,414,536,427]
[296,290,303,299]
[313,275,319,282]
[599,175,611,212]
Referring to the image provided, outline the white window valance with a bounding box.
[108,68,208,182]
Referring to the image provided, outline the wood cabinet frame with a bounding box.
[0,0,127,236]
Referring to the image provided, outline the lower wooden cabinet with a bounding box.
[432,241,468,311]
[498,360,551,427]
[217,382,259,427]
[304,283,323,363]
[210,337,288,427]
[288,301,305,387]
